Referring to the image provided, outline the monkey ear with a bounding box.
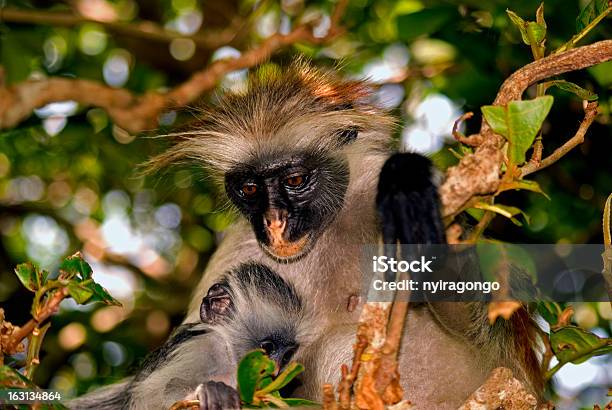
[200,283,233,325]
[337,127,359,144]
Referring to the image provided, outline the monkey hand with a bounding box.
[195,381,241,410]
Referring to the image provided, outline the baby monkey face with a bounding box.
[199,264,302,374]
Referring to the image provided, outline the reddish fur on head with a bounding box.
[142,59,395,186]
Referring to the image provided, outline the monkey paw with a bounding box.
[195,381,241,410]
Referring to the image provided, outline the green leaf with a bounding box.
[14,262,39,292]
[465,207,485,222]
[506,9,546,46]
[237,350,276,404]
[550,326,612,365]
[535,3,546,26]
[543,80,598,101]
[87,282,122,306]
[282,398,320,407]
[482,96,554,165]
[576,0,609,32]
[506,10,528,44]
[537,301,563,325]
[526,21,546,45]
[473,203,530,226]
[60,252,93,280]
[396,6,457,42]
[257,363,305,395]
[67,282,94,304]
[0,366,36,388]
[499,179,550,200]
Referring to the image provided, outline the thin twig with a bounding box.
[0,7,242,49]
[466,211,495,243]
[24,322,50,379]
[554,5,611,54]
[168,399,199,410]
[322,384,338,410]
[452,112,483,147]
[374,299,408,395]
[440,40,612,217]
[337,334,367,410]
[521,101,599,177]
[0,0,350,133]
[5,288,68,353]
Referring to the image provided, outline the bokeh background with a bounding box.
[0,0,610,409]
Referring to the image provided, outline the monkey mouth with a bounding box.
[261,233,312,262]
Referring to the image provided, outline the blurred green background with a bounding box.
[0,0,610,409]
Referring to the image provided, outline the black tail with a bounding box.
[376,153,445,245]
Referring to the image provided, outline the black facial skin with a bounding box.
[225,151,349,261]
[257,331,299,371]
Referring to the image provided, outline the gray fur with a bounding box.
[78,61,541,410]
[169,61,541,408]
[68,263,312,410]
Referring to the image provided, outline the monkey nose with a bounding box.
[264,209,287,231]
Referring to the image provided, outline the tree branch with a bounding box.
[0,0,349,133]
[520,101,599,177]
[0,7,243,49]
[440,40,612,217]
[458,367,537,410]
[5,287,68,354]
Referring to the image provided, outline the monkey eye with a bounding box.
[281,346,297,368]
[284,175,305,188]
[260,340,276,355]
[240,183,258,197]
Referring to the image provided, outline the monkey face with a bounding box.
[225,151,349,261]
[257,334,299,374]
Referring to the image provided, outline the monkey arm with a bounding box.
[128,328,235,409]
[68,326,234,410]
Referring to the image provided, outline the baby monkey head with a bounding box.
[200,263,305,372]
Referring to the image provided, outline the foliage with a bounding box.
[236,350,317,408]
[0,253,118,409]
[0,0,610,408]
[481,96,554,165]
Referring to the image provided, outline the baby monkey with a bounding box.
[68,262,308,410]
[193,262,306,410]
